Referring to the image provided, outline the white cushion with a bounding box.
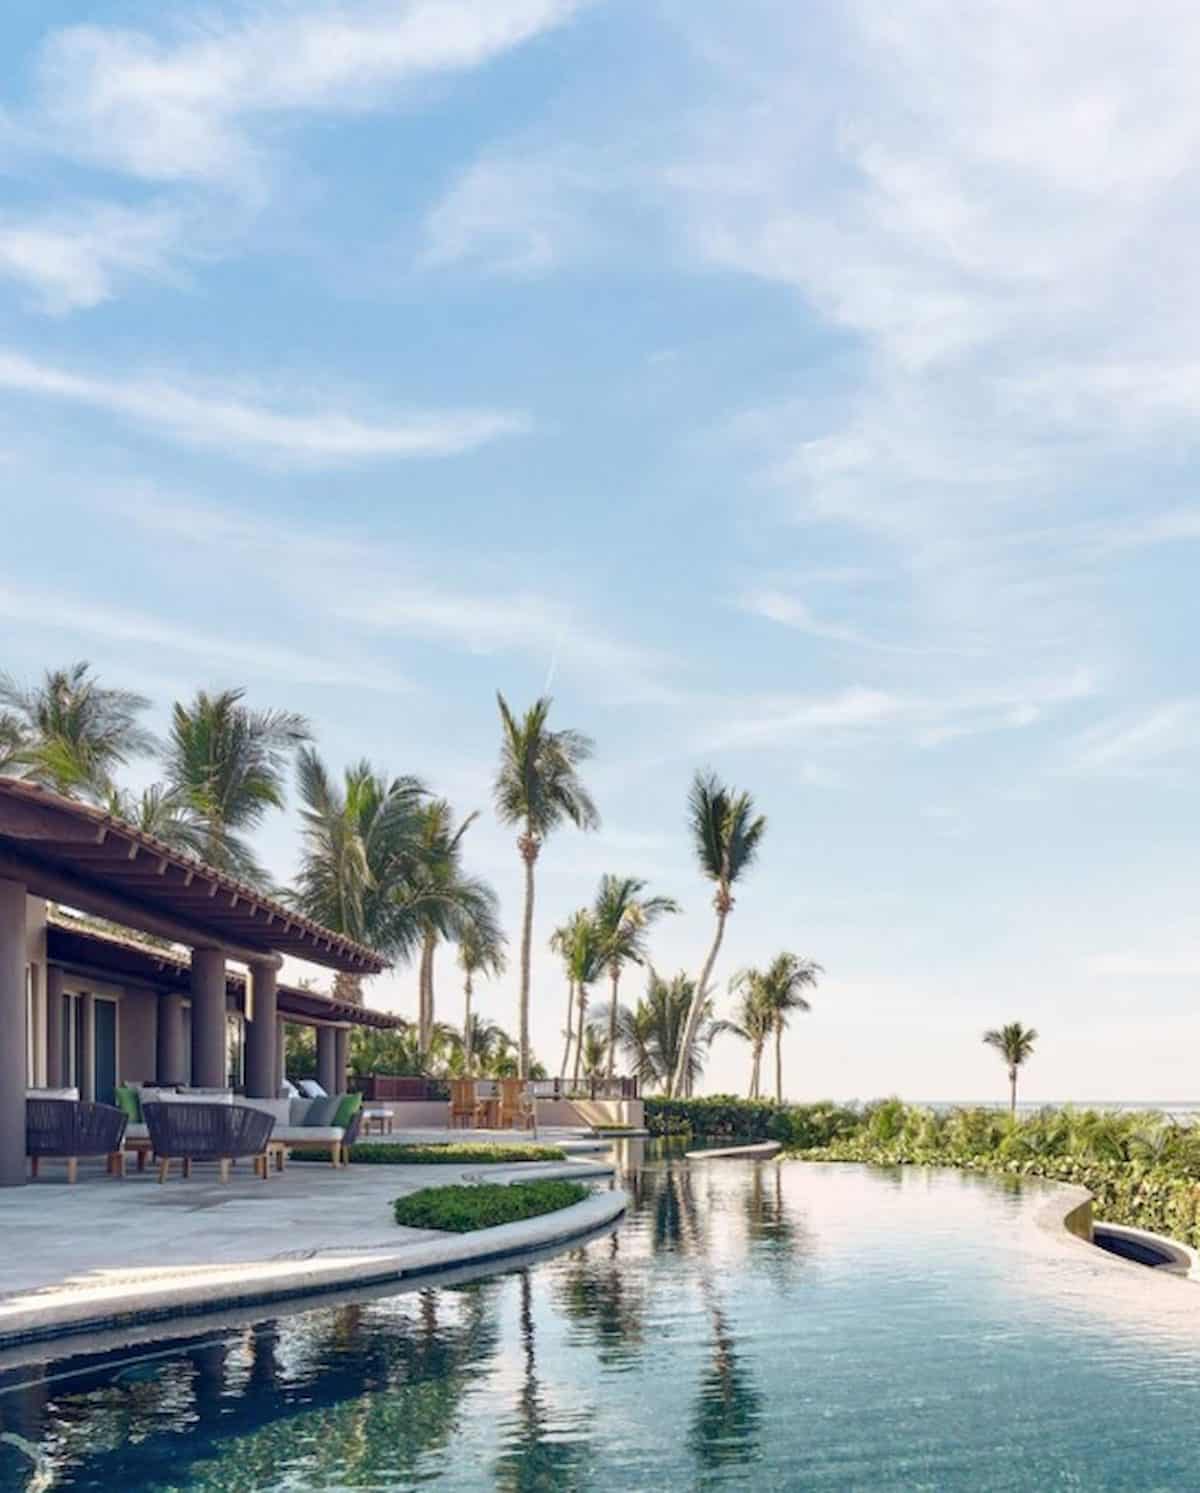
[280,1077,301,1098]
[298,1079,327,1099]
[27,1087,80,1101]
[125,1122,149,1141]
[275,1126,344,1143]
[239,1098,291,1125]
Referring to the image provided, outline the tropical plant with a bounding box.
[591,875,680,1080]
[104,782,208,857]
[0,661,153,799]
[577,1025,609,1081]
[982,1021,1039,1117]
[493,693,599,1078]
[291,748,429,1002]
[457,922,507,1072]
[598,969,716,1095]
[408,800,501,1056]
[671,771,766,1097]
[757,952,821,1103]
[549,907,602,1081]
[165,687,309,884]
[713,973,776,1099]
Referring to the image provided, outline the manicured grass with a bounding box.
[349,1142,566,1165]
[393,1179,588,1232]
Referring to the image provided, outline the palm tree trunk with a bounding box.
[606,967,620,1082]
[559,980,576,1078]
[775,1019,783,1104]
[418,929,436,1056]
[573,988,587,1086]
[671,898,728,1097]
[332,970,364,1007]
[1010,1067,1017,1119]
[518,837,537,1080]
[463,973,474,1073]
[749,1042,761,1100]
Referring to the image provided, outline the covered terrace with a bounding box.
[0,778,390,1187]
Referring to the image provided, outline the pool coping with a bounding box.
[0,1187,628,1351]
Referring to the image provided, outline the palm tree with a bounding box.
[456,922,507,1072]
[713,972,776,1099]
[165,687,309,884]
[549,908,602,1080]
[494,693,599,1078]
[104,783,208,858]
[598,970,716,1095]
[671,771,767,1097]
[0,662,153,799]
[592,875,680,1081]
[578,1025,609,1081]
[757,952,821,1103]
[983,1022,1039,1118]
[291,747,429,1001]
[408,800,502,1056]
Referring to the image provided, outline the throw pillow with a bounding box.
[114,1085,142,1123]
[303,1096,341,1127]
[332,1091,363,1129]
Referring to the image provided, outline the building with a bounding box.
[0,777,394,1187]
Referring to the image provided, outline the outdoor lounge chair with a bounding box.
[26,1098,127,1183]
[143,1101,275,1183]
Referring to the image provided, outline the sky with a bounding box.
[2,0,1200,1105]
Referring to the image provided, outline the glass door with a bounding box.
[94,999,117,1105]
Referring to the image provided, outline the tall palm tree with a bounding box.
[456,922,507,1073]
[408,801,502,1056]
[291,747,429,1002]
[0,662,153,799]
[549,907,602,1080]
[578,1026,609,1081]
[494,693,599,1078]
[713,972,776,1099]
[104,783,208,858]
[165,687,309,884]
[671,771,767,1097]
[592,875,680,1081]
[983,1022,1039,1118]
[756,952,821,1103]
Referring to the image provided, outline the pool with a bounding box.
[4,1144,1200,1490]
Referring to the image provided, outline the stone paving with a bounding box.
[0,1129,620,1345]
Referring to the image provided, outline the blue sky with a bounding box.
[3,0,1200,1103]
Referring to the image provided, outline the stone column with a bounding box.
[45,965,64,1089]
[244,962,278,1099]
[275,1018,286,1095]
[0,878,26,1187]
[190,947,227,1090]
[316,1025,338,1096]
[79,993,95,1101]
[334,1028,349,1095]
[157,991,186,1086]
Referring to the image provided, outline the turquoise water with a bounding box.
[4,1145,1200,1490]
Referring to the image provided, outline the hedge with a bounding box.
[393,1179,588,1232]
[645,1096,860,1145]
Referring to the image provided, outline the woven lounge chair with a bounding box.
[143,1101,275,1183]
[26,1099,128,1183]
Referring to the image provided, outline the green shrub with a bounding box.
[393,1179,588,1232]
[646,1096,780,1139]
[293,1143,566,1165]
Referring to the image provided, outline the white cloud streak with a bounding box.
[0,350,529,464]
[0,201,184,312]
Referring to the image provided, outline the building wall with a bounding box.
[24,896,47,1086]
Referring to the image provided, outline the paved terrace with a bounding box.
[0,1133,622,1348]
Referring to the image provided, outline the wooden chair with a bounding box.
[498,1078,529,1130]
[143,1102,274,1183]
[26,1099,127,1183]
[449,1079,482,1130]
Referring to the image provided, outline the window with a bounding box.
[226,1013,245,1091]
[25,966,35,1087]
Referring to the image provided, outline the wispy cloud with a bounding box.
[0,583,406,693]
[1064,702,1200,776]
[30,1,585,189]
[0,201,184,312]
[0,350,529,465]
[1087,950,1200,979]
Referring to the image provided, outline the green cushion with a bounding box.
[332,1091,363,1129]
[114,1085,142,1123]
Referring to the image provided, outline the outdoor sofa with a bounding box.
[116,1085,363,1168]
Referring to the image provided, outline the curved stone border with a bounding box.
[686,1140,782,1161]
[0,1188,628,1350]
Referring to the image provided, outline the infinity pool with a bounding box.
[4,1145,1200,1490]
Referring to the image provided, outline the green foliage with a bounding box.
[779,1100,1200,1250]
[646,1095,782,1139]
[304,1143,567,1164]
[392,1179,588,1232]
